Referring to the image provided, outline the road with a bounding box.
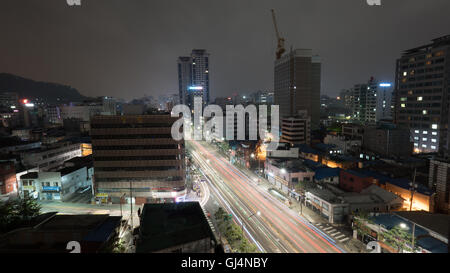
[188,140,346,253]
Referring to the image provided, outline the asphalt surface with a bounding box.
[188,140,347,253]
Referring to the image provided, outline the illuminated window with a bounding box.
[414,130,420,134]
[414,143,418,147]
[402,78,407,83]
[435,51,444,57]
[432,139,437,143]
[417,97,423,101]
[432,124,438,129]
[422,144,427,148]
[426,53,432,59]
[431,145,437,149]
[426,61,432,65]
[400,97,407,101]
[414,137,419,140]
[423,110,427,115]
[423,131,428,134]
[432,131,438,136]
[403,71,408,76]
[408,90,413,95]
[423,138,428,141]
[401,104,406,108]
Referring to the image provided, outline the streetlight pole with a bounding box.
[241,211,261,233]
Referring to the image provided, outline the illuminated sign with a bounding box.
[188,86,203,91]
[379,83,392,87]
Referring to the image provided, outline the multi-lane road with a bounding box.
[188,140,347,253]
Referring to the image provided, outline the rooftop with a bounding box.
[136,202,215,253]
[368,213,448,253]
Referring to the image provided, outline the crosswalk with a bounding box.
[315,223,350,243]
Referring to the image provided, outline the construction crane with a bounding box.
[271,9,286,60]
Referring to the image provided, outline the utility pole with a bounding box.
[130,180,133,229]
[409,168,418,211]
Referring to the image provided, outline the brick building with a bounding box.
[0,161,17,195]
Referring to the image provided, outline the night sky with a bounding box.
[1,0,449,101]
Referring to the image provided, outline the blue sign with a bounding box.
[42,186,60,192]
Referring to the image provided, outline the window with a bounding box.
[432,132,438,136]
[431,146,437,150]
[422,144,427,148]
[423,110,427,115]
[417,97,423,101]
[432,139,437,143]
[423,138,428,142]
[432,124,438,129]
[423,131,428,134]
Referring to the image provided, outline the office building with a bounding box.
[274,49,321,129]
[90,114,186,204]
[393,35,450,155]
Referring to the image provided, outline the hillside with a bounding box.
[0,73,87,103]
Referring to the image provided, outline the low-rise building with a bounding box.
[0,161,17,195]
[0,213,122,253]
[136,202,218,253]
[20,142,82,170]
[324,134,362,155]
[19,156,93,201]
[353,212,448,253]
[265,158,315,193]
[305,184,403,224]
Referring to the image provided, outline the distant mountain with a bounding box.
[0,73,87,104]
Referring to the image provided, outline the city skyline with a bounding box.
[1,0,450,101]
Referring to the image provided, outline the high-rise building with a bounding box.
[350,77,393,125]
[177,49,210,108]
[90,114,186,204]
[274,49,321,129]
[393,35,450,155]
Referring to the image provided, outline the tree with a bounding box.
[380,226,418,253]
[0,196,41,233]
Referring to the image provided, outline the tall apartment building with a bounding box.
[177,49,210,108]
[350,78,393,125]
[90,114,186,204]
[393,35,450,155]
[351,78,378,125]
[280,111,311,145]
[274,49,321,129]
[429,158,450,214]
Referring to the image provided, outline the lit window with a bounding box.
[401,104,406,108]
[423,110,427,115]
[403,71,408,76]
[423,138,428,142]
[422,144,427,148]
[432,139,437,143]
[423,131,428,134]
[414,137,419,140]
[414,130,420,134]
[414,143,419,147]
[432,124,438,129]
[432,132,438,136]
[431,146,437,149]
[400,97,407,101]
[417,97,423,101]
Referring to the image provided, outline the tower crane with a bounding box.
[271,9,286,60]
